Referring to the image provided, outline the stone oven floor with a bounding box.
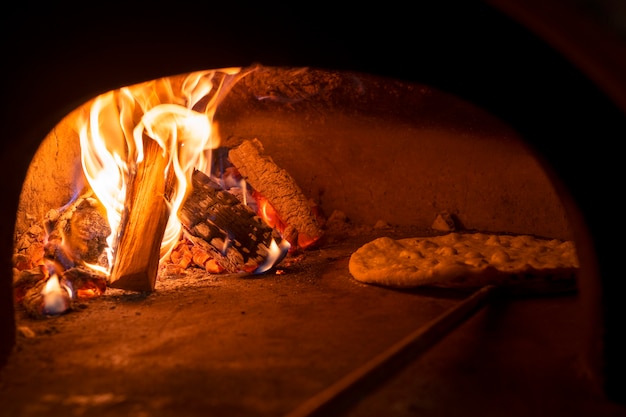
[1,230,626,417]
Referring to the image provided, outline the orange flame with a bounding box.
[77,68,250,274]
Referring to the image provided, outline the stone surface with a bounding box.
[1,231,624,417]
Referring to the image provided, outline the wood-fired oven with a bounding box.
[1,1,625,416]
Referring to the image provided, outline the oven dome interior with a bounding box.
[15,66,572,245]
[3,1,626,414]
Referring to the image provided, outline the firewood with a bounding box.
[178,169,280,273]
[108,137,174,292]
[20,279,49,318]
[13,266,47,304]
[228,138,324,249]
[62,267,107,298]
[21,275,72,318]
[14,223,46,268]
[14,265,106,314]
[13,253,35,271]
[43,191,111,272]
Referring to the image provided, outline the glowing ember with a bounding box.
[16,65,318,298]
[13,67,329,312]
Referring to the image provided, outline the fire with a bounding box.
[41,274,72,315]
[77,68,248,273]
[13,66,326,314]
[253,190,323,251]
[255,239,291,274]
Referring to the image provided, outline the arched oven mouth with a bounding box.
[1,2,626,416]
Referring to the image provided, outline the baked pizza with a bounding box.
[348,232,579,290]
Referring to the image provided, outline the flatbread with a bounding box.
[348,232,579,290]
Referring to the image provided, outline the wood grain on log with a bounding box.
[179,169,277,273]
[228,139,324,249]
[108,137,173,292]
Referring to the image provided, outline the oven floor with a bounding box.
[1,233,625,417]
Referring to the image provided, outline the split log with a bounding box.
[43,191,111,273]
[20,275,72,318]
[178,169,280,273]
[63,267,107,298]
[228,138,324,249]
[14,265,107,316]
[108,137,173,292]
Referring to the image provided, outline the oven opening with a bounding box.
[2,2,626,416]
[13,65,576,299]
[1,65,607,416]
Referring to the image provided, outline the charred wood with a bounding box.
[63,267,107,298]
[179,169,278,273]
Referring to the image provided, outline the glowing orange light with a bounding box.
[255,239,291,274]
[76,68,250,275]
[254,191,286,233]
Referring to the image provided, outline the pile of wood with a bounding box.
[178,168,280,274]
[13,137,325,314]
[107,137,324,291]
[228,139,324,249]
[13,193,109,318]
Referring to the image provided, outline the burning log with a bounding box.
[14,265,107,318]
[13,223,46,270]
[178,169,283,273]
[228,138,324,249]
[20,274,72,319]
[108,137,174,292]
[13,192,109,316]
[63,267,107,298]
[13,266,47,305]
[42,191,111,272]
